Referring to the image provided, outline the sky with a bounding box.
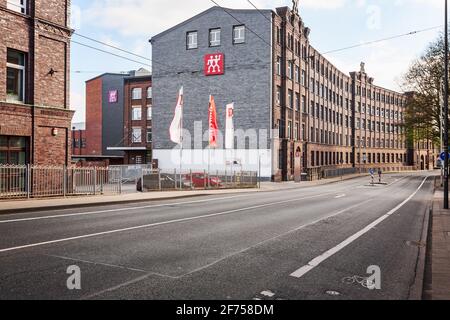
[70,0,444,123]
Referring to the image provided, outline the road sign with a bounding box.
[440,152,450,161]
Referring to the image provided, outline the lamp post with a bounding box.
[445,0,449,209]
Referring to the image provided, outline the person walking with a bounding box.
[378,168,383,183]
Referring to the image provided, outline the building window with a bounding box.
[132,128,142,143]
[287,121,292,139]
[287,61,293,79]
[288,89,293,108]
[147,106,152,120]
[147,87,152,99]
[233,25,245,44]
[147,128,152,143]
[209,28,221,47]
[276,57,281,76]
[7,0,27,14]
[276,86,281,105]
[132,107,142,121]
[6,49,25,103]
[0,136,28,165]
[73,138,80,149]
[187,31,198,50]
[132,88,142,100]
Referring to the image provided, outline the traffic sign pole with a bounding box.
[445,0,449,209]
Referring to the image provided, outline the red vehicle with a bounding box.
[184,172,223,188]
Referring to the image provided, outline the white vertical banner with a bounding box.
[225,103,234,150]
[169,86,184,145]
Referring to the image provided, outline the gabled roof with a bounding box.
[150,6,273,42]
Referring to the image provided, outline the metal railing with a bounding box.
[1,165,259,200]
[0,165,121,200]
[141,169,259,191]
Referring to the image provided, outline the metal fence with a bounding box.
[307,165,418,181]
[140,169,259,191]
[0,165,121,200]
[110,165,153,194]
[1,165,259,200]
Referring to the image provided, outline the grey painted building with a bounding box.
[101,74,127,157]
[151,6,274,177]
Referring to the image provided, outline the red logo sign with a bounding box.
[204,53,224,76]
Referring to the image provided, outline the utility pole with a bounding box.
[445,0,449,209]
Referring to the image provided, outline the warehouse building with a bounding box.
[151,4,435,181]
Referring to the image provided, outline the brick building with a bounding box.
[82,69,153,166]
[71,122,85,156]
[120,71,153,165]
[0,0,74,166]
[151,5,435,181]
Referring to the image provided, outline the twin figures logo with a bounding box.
[204,53,225,76]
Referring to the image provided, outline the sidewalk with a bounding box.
[425,188,450,299]
[0,173,368,215]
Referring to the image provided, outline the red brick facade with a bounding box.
[123,76,153,165]
[271,6,435,181]
[84,77,103,156]
[72,129,85,156]
[0,0,73,166]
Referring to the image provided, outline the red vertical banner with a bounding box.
[209,95,219,148]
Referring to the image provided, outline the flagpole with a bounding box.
[179,87,184,190]
[208,95,211,188]
[180,101,183,190]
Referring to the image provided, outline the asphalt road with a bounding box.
[0,172,436,300]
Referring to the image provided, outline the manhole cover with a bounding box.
[325,290,341,296]
[406,241,425,248]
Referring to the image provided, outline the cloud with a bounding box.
[394,0,443,9]
[298,0,348,10]
[329,40,424,92]
[80,0,355,37]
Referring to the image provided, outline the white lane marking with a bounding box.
[0,174,407,224]
[177,199,374,278]
[0,195,251,224]
[261,291,275,298]
[0,192,335,254]
[335,194,346,199]
[290,176,429,279]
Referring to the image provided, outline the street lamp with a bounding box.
[445,0,449,209]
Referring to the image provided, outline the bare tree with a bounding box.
[401,34,446,148]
